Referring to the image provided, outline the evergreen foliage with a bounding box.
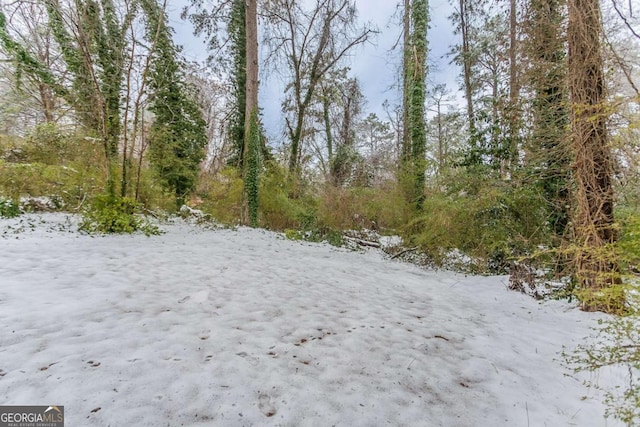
[142,0,207,210]
[0,195,20,218]
[405,178,549,273]
[42,0,131,189]
[403,0,429,209]
[527,0,571,239]
[0,11,70,100]
[228,0,247,168]
[80,193,160,235]
[244,110,261,226]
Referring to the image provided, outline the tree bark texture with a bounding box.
[567,0,621,310]
[243,0,260,226]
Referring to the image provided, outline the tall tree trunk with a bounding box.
[567,0,622,312]
[231,0,247,169]
[436,99,443,175]
[243,0,260,226]
[528,0,571,240]
[408,0,428,209]
[506,0,519,175]
[402,0,411,164]
[244,0,258,136]
[458,0,475,138]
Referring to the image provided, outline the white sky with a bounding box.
[168,0,462,139]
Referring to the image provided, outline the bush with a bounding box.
[0,124,91,165]
[0,160,104,208]
[316,182,411,232]
[0,134,28,163]
[405,182,548,273]
[80,194,160,235]
[259,163,316,230]
[196,167,244,225]
[0,195,20,218]
[618,210,640,275]
[24,123,69,164]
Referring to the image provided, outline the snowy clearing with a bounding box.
[0,214,621,426]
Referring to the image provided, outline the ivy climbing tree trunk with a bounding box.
[410,0,428,209]
[567,0,623,312]
[230,0,247,169]
[403,0,429,209]
[402,0,411,164]
[527,0,571,241]
[242,0,260,227]
[42,0,132,197]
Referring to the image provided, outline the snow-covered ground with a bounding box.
[0,214,621,426]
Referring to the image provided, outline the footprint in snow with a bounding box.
[258,394,276,417]
[236,352,259,366]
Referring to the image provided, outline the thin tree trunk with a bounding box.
[38,84,55,123]
[323,90,333,164]
[437,99,443,174]
[459,0,475,137]
[506,0,519,175]
[134,108,147,201]
[121,27,137,198]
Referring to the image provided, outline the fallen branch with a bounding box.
[345,236,380,248]
[143,208,160,219]
[391,246,419,259]
[74,193,87,212]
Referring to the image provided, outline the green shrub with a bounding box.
[316,182,411,232]
[259,163,316,230]
[196,167,244,225]
[129,166,177,212]
[0,134,28,163]
[405,182,548,273]
[618,210,640,275]
[80,194,160,235]
[0,160,104,208]
[284,228,302,240]
[24,123,68,164]
[0,195,20,218]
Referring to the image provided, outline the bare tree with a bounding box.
[263,0,375,175]
[0,1,67,129]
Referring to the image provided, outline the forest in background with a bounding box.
[0,0,638,314]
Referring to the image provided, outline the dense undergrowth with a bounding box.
[1,127,639,279]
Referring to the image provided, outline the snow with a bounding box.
[0,214,622,426]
